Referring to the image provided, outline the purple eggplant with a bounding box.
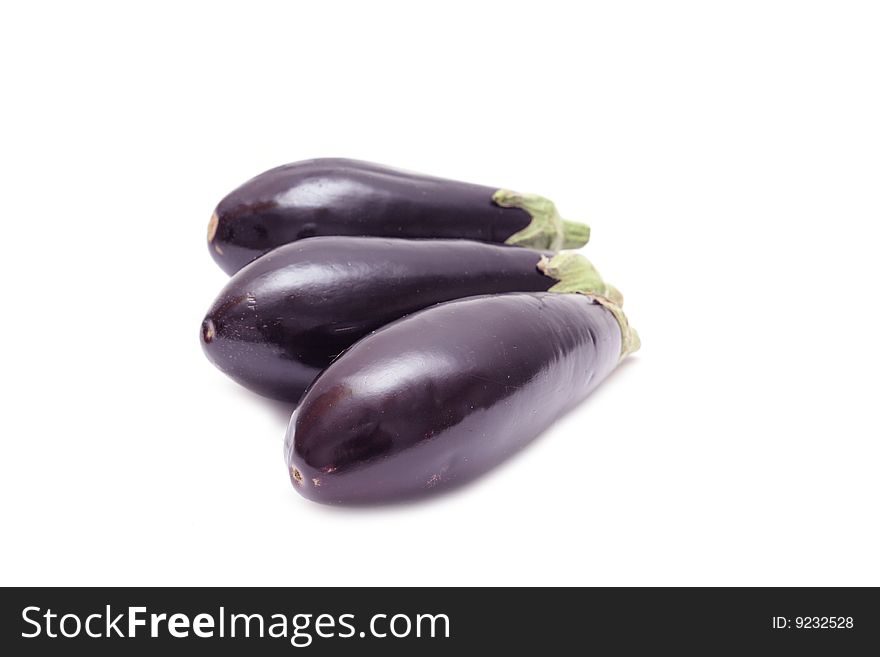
[284,273,639,504]
[207,158,590,274]
[200,237,611,403]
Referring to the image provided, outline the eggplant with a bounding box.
[207,158,590,274]
[284,275,639,504]
[200,237,614,403]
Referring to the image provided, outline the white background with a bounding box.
[1,1,878,586]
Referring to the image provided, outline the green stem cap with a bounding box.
[538,251,641,360]
[493,189,590,251]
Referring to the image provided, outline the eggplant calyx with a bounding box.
[538,251,614,297]
[538,251,640,360]
[591,295,641,361]
[494,189,590,250]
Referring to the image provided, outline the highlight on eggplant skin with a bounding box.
[207,158,590,275]
[285,291,638,505]
[199,236,583,403]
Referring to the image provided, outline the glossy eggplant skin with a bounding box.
[208,158,534,274]
[200,237,556,403]
[285,292,622,505]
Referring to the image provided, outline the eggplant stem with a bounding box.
[561,220,591,249]
[494,189,590,250]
